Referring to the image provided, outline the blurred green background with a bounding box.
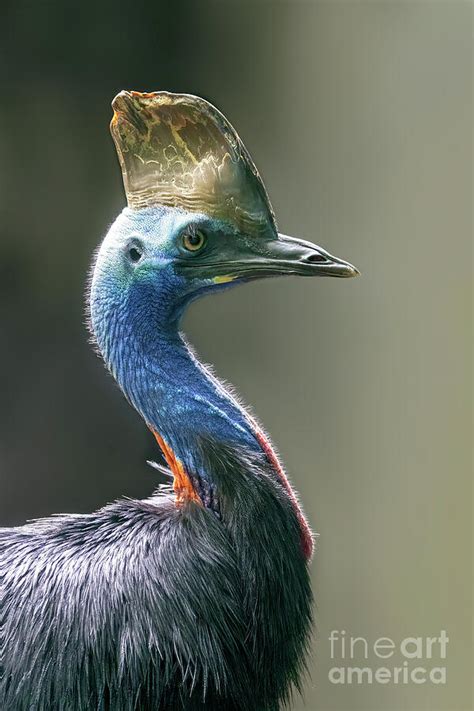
[0,1,471,710]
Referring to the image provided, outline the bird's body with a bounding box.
[0,92,357,710]
[1,443,310,711]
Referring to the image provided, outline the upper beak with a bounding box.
[229,233,360,280]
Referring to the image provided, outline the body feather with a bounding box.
[1,440,312,710]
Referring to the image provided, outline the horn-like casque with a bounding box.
[111,91,277,238]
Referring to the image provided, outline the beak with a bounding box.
[224,234,360,280]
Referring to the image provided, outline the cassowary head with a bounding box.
[91,91,358,330]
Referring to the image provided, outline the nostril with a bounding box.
[305,252,327,264]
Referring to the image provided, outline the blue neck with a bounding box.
[92,275,260,477]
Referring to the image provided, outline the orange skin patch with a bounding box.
[151,430,200,505]
[152,427,313,559]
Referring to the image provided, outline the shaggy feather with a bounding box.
[0,440,312,710]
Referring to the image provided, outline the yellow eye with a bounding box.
[182,229,206,252]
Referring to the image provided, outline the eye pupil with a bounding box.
[129,247,142,262]
[183,229,206,252]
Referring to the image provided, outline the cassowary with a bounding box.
[0,90,358,711]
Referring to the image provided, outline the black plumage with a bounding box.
[1,440,312,711]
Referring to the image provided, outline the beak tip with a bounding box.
[334,261,360,278]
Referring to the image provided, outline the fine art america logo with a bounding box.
[328,630,449,685]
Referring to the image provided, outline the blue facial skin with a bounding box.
[89,206,262,478]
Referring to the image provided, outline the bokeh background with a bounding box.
[0,1,471,709]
